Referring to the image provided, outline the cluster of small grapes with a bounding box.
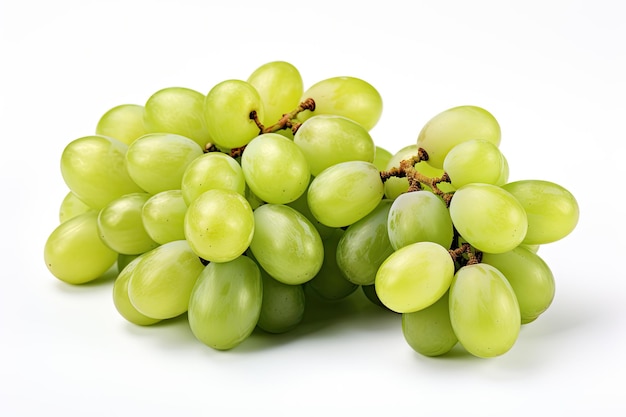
[43,61,579,358]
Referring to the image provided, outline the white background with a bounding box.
[1,0,625,415]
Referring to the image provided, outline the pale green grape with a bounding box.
[373,146,393,171]
[286,184,336,240]
[59,191,92,223]
[181,151,245,205]
[502,179,579,245]
[144,86,212,148]
[449,183,527,254]
[44,210,118,284]
[402,291,457,357]
[184,188,254,263]
[97,192,159,255]
[249,204,324,285]
[204,79,264,149]
[449,263,520,358]
[247,61,304,127]
[482,246,555,324]
[307,229,358,300]
[443,139,507,188]
[112,255,161,326]
[375,241,455,313]
[241,133,310,204]
[96,104,147,145]
[387,191,453,250]
[141,190,187,245]
[126,133,204,195]
[61,135,144,209]
[188,255,263,350]
[336,199,394,286]
[307,161,384,227]
[293,115,375,176]
[257,267,306,333]
[416,105,501,169]
[128,240,205,319]
[297,76,383,131]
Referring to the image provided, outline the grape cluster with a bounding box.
[43,61,579,358]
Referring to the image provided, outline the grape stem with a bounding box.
[205,98,317,158]
[251,97,316,135]
[448,243,482,266]
[379,148,454,205]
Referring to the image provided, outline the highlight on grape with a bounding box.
[44,60,579,358]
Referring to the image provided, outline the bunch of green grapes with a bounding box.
[43,60,578,358]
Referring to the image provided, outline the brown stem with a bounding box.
[212,98,318,158]
[249,98,316,135]
[448,242,482,266]
[380,148,454,205]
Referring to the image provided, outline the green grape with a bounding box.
[387,191,454,250]
[184,188,254,263]
[188,255,263,350]
[44,210,118,285]
[117,253,139,272]
[97,192,159,255]
[361,284,391,310]
[502,179,579,245]
[449,263,521,358]
[373,146,393,171]
[402,291,457,357]
[521,243,540,253]
[293,115,375,176]
[96,104,147,145]
[241,133,310,204]
[141,190,187,245]
[449,183,527,254]
[286,183,336,240]
[126,133,204,195]
[416,105,501,169]
[181,151,245,205]
[375,241,455,313]
[60,135,144,209]
[128,240,205,320]
[443,139,508,188]
[257,267,306,333]
[59,191,92,223]
[496,152,510,186]
[336,199,394,286]
[307,229,358,300]
[249,204,324,285]
[204,79,264,149]
[144,86,212,149]
[244,185,265,211]
[247,60,304,127]
[297,76,383,131]
[482,246,555,324]
[307,161,384,227]
[112,255,161,326]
